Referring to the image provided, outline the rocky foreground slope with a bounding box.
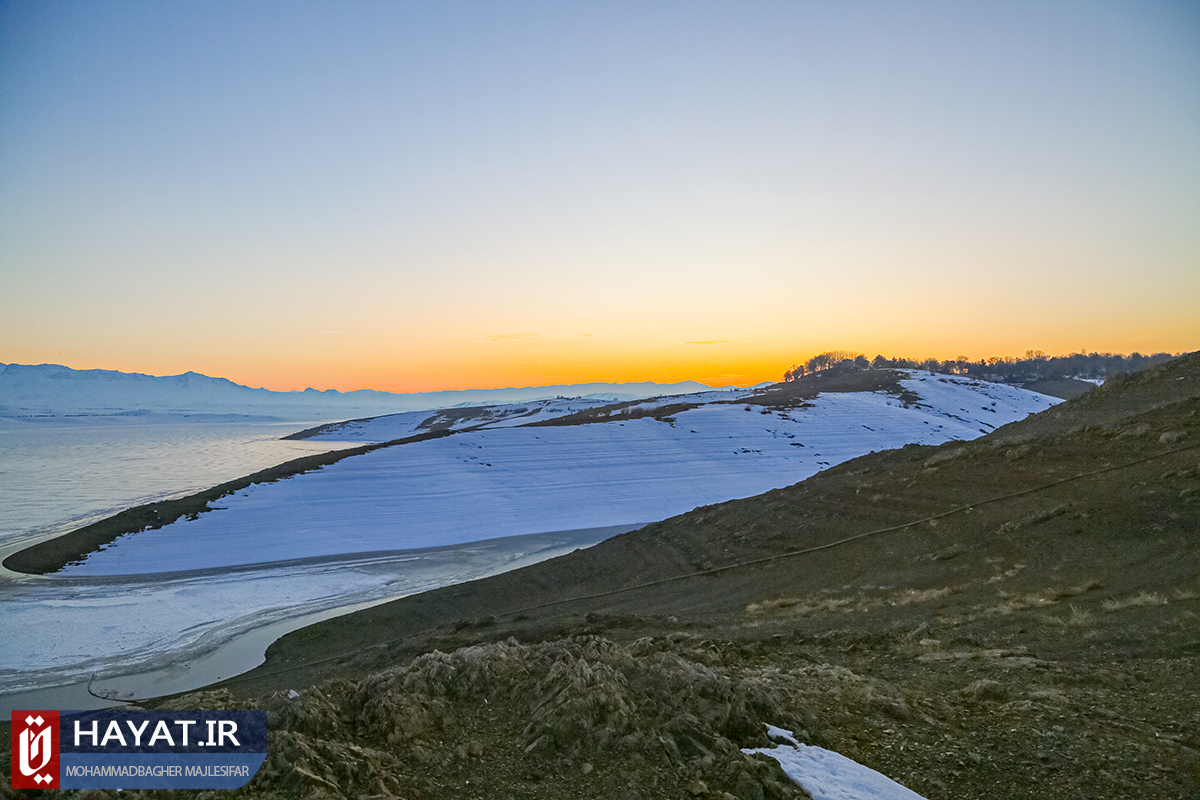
[4,356,1198,799]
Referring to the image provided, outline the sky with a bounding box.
[1,1,1197,393]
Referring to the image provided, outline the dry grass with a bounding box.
[1101,591,1169,612]
[747,585,967,617]
[1041,604,1094,627]
[985,563,1027,583]
[993,580,1103,614]
[890,587,955,606]
[996,591,1059,611]
[745,591,889,617]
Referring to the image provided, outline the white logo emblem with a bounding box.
[19,714,54,785]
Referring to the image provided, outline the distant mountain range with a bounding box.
[0,363,720,419]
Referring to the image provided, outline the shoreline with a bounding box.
[2,427,460,574]
[0,524,639,713]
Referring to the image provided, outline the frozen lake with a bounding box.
[0,413,643,709]
[0,524,633,712]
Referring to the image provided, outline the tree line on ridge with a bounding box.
[783,350,1177,384]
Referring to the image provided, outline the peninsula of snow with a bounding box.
[64,373,1057,575]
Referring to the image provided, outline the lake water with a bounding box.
[0,414,358,555]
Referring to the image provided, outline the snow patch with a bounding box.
[745,725,928,800]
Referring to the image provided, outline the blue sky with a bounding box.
[2,1,1197,390]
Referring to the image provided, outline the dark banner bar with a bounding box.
[12,710,267,790]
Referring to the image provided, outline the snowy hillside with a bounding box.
[0,370,1059,700]
[66,372,1059,575]
[285,397,636,441]
[0,362,716,418]
[286,390,750,441]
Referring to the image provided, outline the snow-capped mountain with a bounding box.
[0,362,717,418]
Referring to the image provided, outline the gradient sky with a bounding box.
[1,1,1197,392]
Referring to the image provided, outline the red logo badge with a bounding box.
[11,710,59,789]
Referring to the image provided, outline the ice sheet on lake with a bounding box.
[0,526,626,696]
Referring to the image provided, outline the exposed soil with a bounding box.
[282,415,390,440]
[525,400,704,428]
[1015,378,1097,400]
[414,405,540,433]
[745,368,921,409]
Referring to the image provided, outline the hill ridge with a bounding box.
[34,352,1195,800]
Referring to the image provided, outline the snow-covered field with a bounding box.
[1,372,1059,702]
[66,374,1054,574]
